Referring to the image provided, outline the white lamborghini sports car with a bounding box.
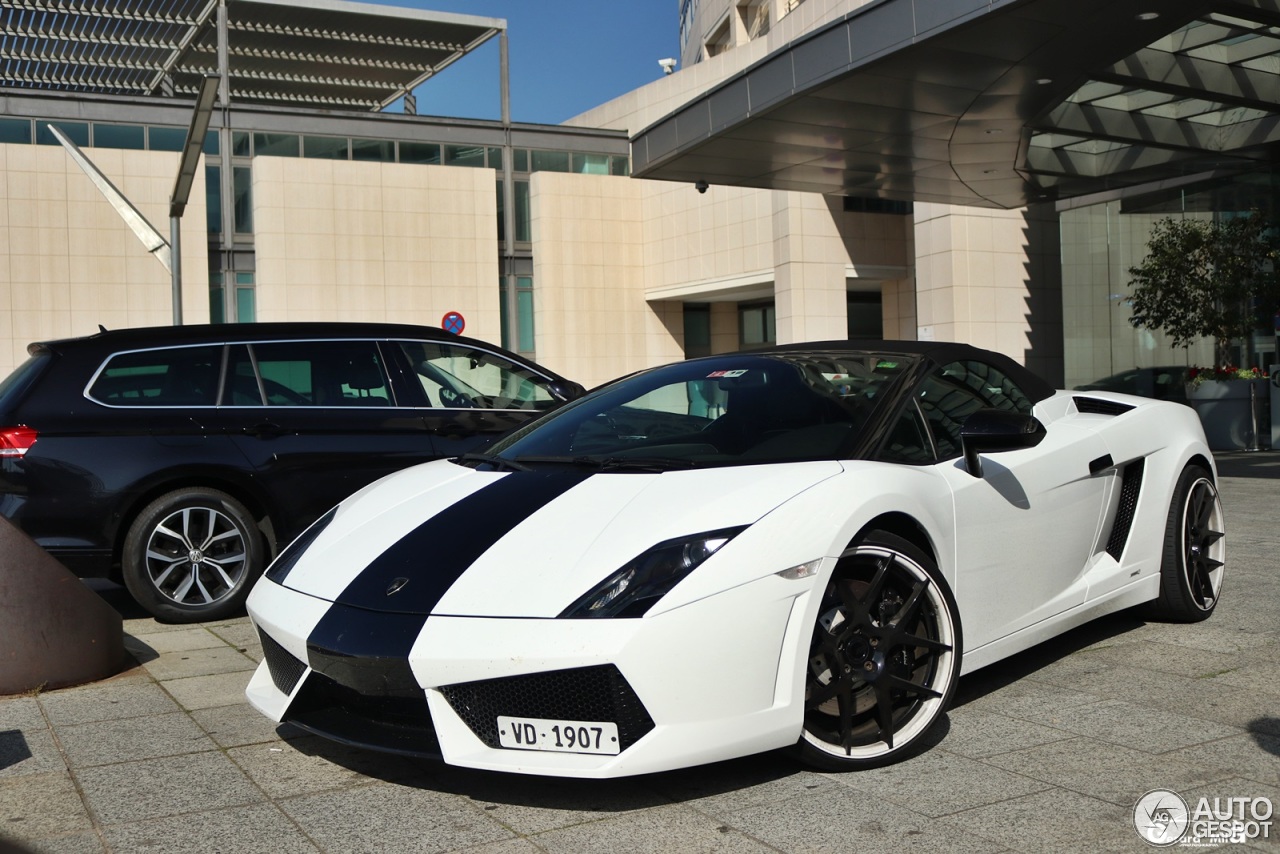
[246,341,1225,778]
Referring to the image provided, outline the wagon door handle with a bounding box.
[243,421,286,439]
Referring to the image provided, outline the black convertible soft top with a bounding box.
[749,338,1058,405]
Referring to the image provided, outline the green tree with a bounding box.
[1127,212,1280,366]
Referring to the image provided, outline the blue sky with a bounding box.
[374,1,679,125]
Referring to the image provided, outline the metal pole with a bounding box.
[500,28,519,352]
[217,0,235,321]
[170,215,182,324]
[1247,380,1263,451]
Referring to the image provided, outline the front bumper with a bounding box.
[245,572,816,777]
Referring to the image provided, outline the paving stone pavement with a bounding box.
[2,453,1277,853]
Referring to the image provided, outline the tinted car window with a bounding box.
[88,345,222,406]
[0,353,49,408]
[488,353,915,465]
[398,340,556,410]
[880,401,935,464]
[917,360,1035,459]
[225,340,391,407]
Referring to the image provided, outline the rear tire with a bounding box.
[122,488,264,623]
[1142,464,1225,622]
[794,530,961,770]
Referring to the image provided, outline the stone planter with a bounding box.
[1185,378,1271,451]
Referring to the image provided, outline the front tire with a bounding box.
[795,531,961,770]
[122,488,264,623]
[1142,464,1225,622]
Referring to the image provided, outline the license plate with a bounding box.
[497,716,620,755]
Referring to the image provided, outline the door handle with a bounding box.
[244,421,285,439]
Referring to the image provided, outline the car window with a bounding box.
[396,341,555,410]
[917,360,1034,459]
[224,340,392,407]
[879,400,935,464]
[88,345,222,406]
[489,353,915,465]
[0,353,50,408]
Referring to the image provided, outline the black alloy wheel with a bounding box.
[795,530,961,770]
[1144,464,1225,622]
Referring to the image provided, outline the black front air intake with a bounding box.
[285,670,441,759]
[440,665,655,752]
[259,628,307,696]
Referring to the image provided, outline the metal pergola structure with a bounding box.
[0,0,503,112]
[633,0,1280,210]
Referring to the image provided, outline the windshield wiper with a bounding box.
[455,452,531,472]
[513,455,696,472]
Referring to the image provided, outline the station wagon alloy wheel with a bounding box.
[797,531,961,770]
[123,488,263,622]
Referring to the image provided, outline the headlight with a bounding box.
[265,506,338,583]
[559,527,746,618]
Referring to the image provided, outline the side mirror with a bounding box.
[959,409,1046,478]
[547,380,587,402]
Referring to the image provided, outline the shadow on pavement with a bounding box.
[951,611,1148,709]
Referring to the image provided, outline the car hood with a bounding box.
[278,458,842,618]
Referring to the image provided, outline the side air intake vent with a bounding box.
[1074,396,1136,416]
[1106,458,1145,560]
[259,628,307,696]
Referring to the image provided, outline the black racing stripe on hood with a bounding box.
[306,606,427,697]
[329,469,591,615]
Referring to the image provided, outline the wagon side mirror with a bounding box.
[547,380,587,402]
[959,409,1046,478]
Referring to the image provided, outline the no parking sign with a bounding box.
[441,311,465,335]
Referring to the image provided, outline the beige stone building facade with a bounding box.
[2,0,1275,390]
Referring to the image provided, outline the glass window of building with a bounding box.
[573,153,610,175]
[487,147,503,170]
[684,304,712,357]
[530,150,570,173]
[847,292,883,338]
[205,165,222,235]
[148,126,185,152]
[203,130,218,155]
[92,124,145,150]
[513,149,529,172]
[0,118,31,144]
[232,132,251,156]
[610,156,630,177]
[36,122,88,146]
[209,272,255,323]
[497,279,535,355]
[444,145,486,167]
[233,166,253,234]
[516,277,535,354]
[514,180,531,242]
[235,273,256,323]
[400,141,441,164]
[352,138,395,162]
[209,274,226,324]
[303,136,348,159]
[253,133,300,157]
[740,302,776,346]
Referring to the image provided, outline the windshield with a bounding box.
[480,352,917,469]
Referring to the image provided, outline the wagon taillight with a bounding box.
[0,426,38,457]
